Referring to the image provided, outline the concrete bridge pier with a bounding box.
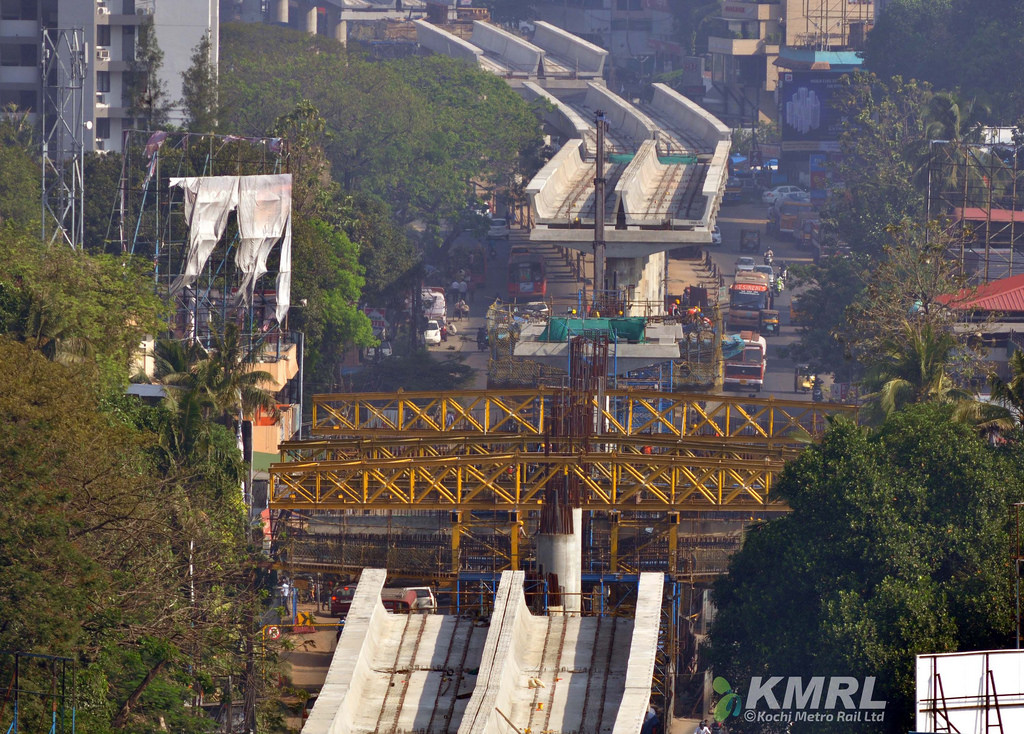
[272,0,288,24]
[536,507,583,614]
[328,8,347,44]
[300,1,318,34]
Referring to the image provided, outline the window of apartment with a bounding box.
[0,0,36,21]
[97,25,111,47]
[96,71,111,93]
[41,0,58,26]
[123,0,136,13]
[611,18,653,32]
[96,117,111,140]
[122,26,135,62]
[0,43,35,67]
[0,89,36,112]
[616,0,643,9]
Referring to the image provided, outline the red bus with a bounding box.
[507,249,547,299]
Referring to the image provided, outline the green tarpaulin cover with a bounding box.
[538,317,647,343]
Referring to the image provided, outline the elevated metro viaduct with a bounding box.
[303,569,663,734]
[414,18,730,312]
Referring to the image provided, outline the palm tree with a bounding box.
[989,349,1024,426]
[203,323,279,428]
[863,320,967,417]
[151,326,278,458]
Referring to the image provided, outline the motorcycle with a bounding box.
[476,327,489,351]
[811,376,824,402]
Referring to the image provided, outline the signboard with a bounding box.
[780,71,846,144]
[266,625,281,640]
[722,2,759,19]
[808,153,829,204]
[361,307,389,336]
[917,650,1024,732]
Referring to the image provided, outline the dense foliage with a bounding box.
[708,405,1024,733]
[865,0,1024,122]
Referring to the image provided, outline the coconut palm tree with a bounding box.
[989,349,1024,426]
[863,319,968,417]
[151,326,278,458]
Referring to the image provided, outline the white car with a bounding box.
[487,217,511,240]
[711,225,722,246]
[423,320,442,346]
[735,256,756,272]
[753,264,774,282]
[762,185,805,204]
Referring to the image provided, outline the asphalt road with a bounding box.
[430,215,821,400]
[713,199,817,400]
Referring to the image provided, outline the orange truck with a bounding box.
[771,198,817,239]
[728,272,772,331]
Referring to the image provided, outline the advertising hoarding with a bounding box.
[780,71,846,151]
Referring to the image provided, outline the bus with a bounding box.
[507,249,547,300]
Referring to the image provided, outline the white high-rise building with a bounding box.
[0,0,217,152]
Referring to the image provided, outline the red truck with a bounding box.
[723,331,767,392]
[728,272,772,331]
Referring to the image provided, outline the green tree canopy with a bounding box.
[0,338,256,732]
[864,0,1024,121]
[707,404,1024,733]
[181,31,220,132]
[0,226,165,388]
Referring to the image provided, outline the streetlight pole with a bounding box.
[296,330,304,441]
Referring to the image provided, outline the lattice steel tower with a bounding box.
[41,28,86,250]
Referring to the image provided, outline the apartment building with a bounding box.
[0,0,216,152]
[705,0,872,125]
[533,0,680,89]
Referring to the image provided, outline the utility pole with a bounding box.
[593,111,607,309]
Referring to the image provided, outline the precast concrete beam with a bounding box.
[583,83,658,147]
[527,139,590,223]
[612,573,665,734]
[414,20,483,66]
[650,83,731,149]
[521,82,594,155]
[302,568,388,734]
[532,20,607,79]
[471,21,544,76]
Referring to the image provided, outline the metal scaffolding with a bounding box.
[926,139,1024,283]
[41,28,86,250]
[113,130,288,351]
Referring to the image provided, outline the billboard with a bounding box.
[780,71,846,150]
[917,650,1024,733]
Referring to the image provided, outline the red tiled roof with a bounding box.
[939,273,1024,312]
[952,207,1024,223]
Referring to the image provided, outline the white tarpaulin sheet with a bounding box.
[168,176,239,296]
[234,174,292,318]
[169,174,293,322]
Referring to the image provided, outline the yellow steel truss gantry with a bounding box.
[270,451,782,511]
[310,388,854,443]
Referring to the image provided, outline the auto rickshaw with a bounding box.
[795,364,814,393]
[760,309,780,336]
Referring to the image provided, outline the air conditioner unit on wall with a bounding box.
[97,6,110,15]
[95,93,107,106]
[96,48,110,61]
